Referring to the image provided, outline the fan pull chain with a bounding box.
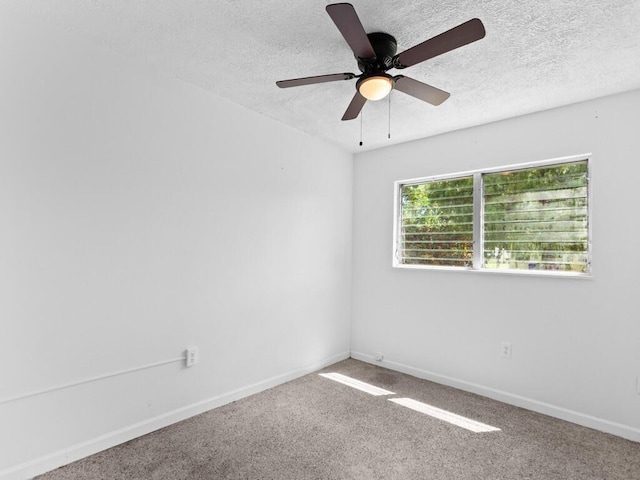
[388,93,392,139]
[359,109,363,146]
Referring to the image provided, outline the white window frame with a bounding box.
[393,154,592,277]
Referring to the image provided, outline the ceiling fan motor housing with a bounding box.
[357,32,397,72]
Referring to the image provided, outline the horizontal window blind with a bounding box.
[482,161,589,272]
[399,176,474,267]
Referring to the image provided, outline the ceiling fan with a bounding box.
[276,3,485,121]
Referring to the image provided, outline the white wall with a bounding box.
[0,8,352,479]
[351,89,640,441]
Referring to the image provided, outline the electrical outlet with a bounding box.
[501,342,512,359]
[374,352,384,362]
[186,347,199,367]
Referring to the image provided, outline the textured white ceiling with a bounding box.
[6,0,640,152]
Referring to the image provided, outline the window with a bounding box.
[394,156,590,275]
[399,176,474,267]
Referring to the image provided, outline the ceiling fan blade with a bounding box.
[395,18,485,68]
[326,3,376,60]
[276,73,356,88]
[342,91,367,120]
[393,76,450,106]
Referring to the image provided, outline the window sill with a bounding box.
[392,263,592,279]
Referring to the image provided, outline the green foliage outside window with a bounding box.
[483,161,588,272]
[400,177,474,266]
[397,160,589,273]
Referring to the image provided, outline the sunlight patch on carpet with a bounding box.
[389,397,501,433]
[319,373,395,396]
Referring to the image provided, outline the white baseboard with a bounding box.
[350,351,640,443]
[1,351,350,480]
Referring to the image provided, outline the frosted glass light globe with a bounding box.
[358,76,393,101]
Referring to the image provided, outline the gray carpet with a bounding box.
[38,359,640,479]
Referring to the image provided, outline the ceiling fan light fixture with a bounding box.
[357,74,393,101]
